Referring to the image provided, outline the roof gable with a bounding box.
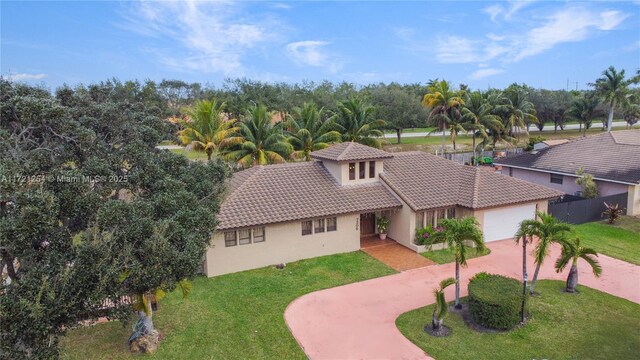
[310,142,393,162]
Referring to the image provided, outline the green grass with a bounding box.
[61,251,395,359]
[396,280,640,360]
[168,148,208,161]
[384,127,436,134]
[421,247,491,264]
[573,216,640,265]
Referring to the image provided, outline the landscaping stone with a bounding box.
[129,330,161,355]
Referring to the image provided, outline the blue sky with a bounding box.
[2,1,639,90]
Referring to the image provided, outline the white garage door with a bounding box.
[483,203,536,242]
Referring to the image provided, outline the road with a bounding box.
[383,121,629,138]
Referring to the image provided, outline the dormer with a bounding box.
[311,142,393,185]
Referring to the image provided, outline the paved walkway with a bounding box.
[285,239,640,360]
[361,238,434,272]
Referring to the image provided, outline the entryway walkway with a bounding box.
[285,239,640,360]
[360,236,435,271]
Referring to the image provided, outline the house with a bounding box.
[495,130,640,216]
[204,142,562,277]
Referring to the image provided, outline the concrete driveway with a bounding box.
[285,239,640,360]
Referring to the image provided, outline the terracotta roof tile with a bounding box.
[495,130,640,184]
[311,142,393,162]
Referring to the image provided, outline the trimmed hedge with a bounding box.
[468,272,527,330]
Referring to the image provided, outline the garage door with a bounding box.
[483,203,536,242]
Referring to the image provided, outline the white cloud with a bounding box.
[469,68,504,80]
[10,73,47,81]
[484,4,503,22]
[484,1,535,22]
[286,41,342,72]
[120,1,280,75]
[434,36,507,64]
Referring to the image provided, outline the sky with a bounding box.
[1,1,639,91]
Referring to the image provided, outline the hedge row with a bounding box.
[468,272,527,330]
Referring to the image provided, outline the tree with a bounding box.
[568,94,600,137]
[223,104,292,168]
[461,91,502,160]
[623,103,640,128]
[575,168,598,198]
[0,79,229,357]
[335,97,386,148]
[501,85,538,138]
[592,66,637,132]
[177,99,243,160]
[555,238,602,293]
[424,217,486,308]
[431,277,456,334]
[515,220,537,290]
[367,84,426,144]
[422,80,465,154]
[526,212,571,295]
[286,102,341,161]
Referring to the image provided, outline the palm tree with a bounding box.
[336,98,386,148]
[555,238,602,293]
[425,217,486,308]
[177,99,243,160]
[286,103,341,161]
[461,91,503,161]
[422,80,465,154]
[223,104,293,168]
[502,88,538,138]
[527,212,572,295]
[568,95,600,137]
[514,220,537,288]
[431,277,456,334]
[592,66,637,132]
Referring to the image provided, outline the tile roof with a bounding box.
[379,152,563,211]
[216,161,402,230]
[495,130,640,184]
[310,142,393,162]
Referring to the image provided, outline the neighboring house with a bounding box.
[495,130,640,216]
[204,142,561,277]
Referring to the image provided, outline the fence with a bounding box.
[548,192,628,224]
[441,148,523,164]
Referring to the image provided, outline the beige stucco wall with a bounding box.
[204,213,360,277]
[506,167,629,197]
[627,184,640,216]
[320,160,384,185]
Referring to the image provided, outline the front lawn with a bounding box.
[574,217,640,265]
[421,247,491,264]
[61,251,395,359]
[396,280,640,360]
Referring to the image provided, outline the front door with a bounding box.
[360,213,376,235]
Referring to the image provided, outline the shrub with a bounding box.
[468,273,526,330]
[414,225,443,245]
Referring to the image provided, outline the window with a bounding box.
[509,167,513,177]
[416,212,424,229]
[315,218,325,233]
[446,207,456,219]
[238,229,251,245]
[369,161,376,178]
[302,220,312,235]
[349,163,356,180]
[425,210,434,227]
[253,227,265,243]
[327,217,337,231]
[224,231,237,247]
[550,173,563,184]
[359,162,366,179]
[436,209,446,224]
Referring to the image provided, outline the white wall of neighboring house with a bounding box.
[628,184,640,216]
[204,213,360,277]
[505,167,629,197]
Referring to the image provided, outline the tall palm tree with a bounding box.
[461,91,503,161]
[555,238,602,293]
[568,95,600,137]
[223,104,292,168]
[422,80,465,154]
[502,88,538,138]
[526,212,572,295]
[431,277,456,334]
[592,66,637,132]
[336,98,386,148]
[425,217,486,308]
[514,219,537,289]
[177,99,243,160]
[286,103,341,161]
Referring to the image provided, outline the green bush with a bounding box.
[468,273,526,330]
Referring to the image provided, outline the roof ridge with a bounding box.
[470,167,482,208]
[337,141,355,161]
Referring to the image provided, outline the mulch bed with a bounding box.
[423,324,452,337]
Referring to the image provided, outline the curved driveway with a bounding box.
[285,240,640,360]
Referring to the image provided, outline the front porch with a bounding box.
[360,235,435,271]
